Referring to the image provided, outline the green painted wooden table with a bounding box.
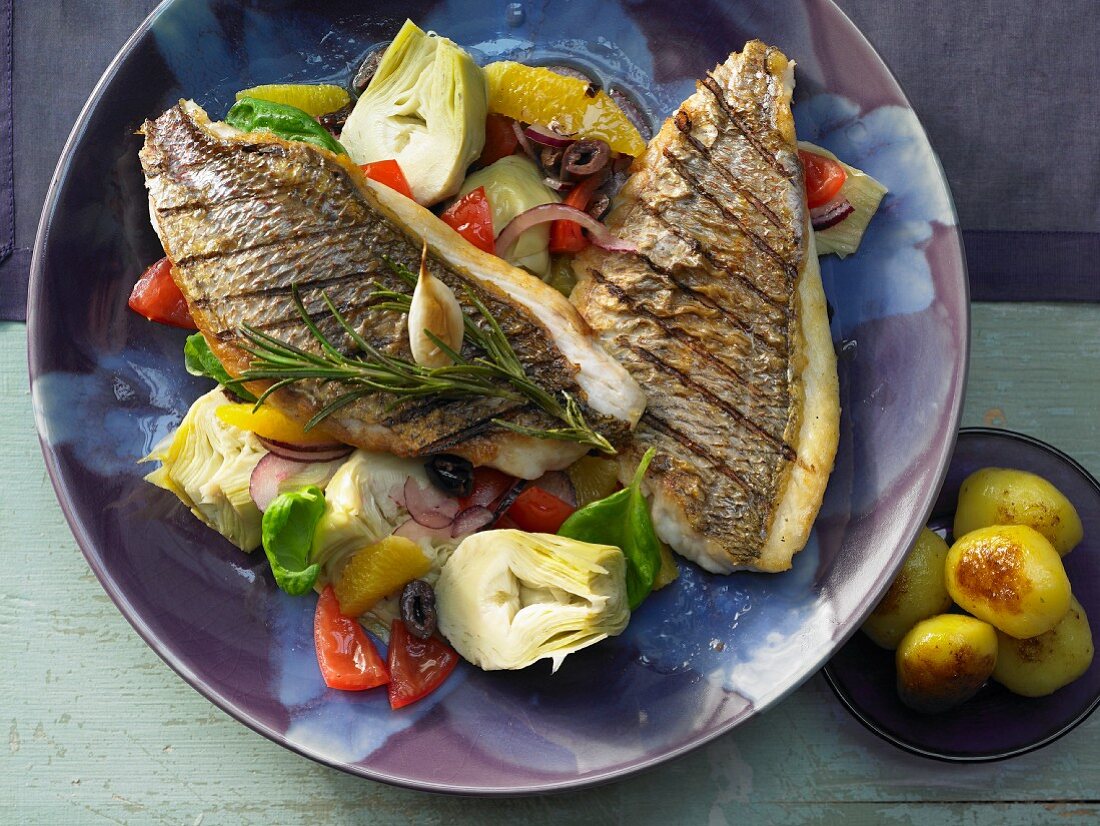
[3,304,1099,824]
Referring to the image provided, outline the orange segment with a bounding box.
[235,84,350,117]
[334,536,432,617]
[484,61,646,157]
[214,403,335,446]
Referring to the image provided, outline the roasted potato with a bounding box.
[954,467,1083,556]
[993,596,1094,697]
[945,525,1071,639]
[863,528,952,649]
[896,614,998,713]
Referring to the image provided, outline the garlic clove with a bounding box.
[408,244,465,368]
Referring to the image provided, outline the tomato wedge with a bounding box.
[387,619,459,709]
[314,585,390,691]
[478,113,520,167]
[549,174,605,254]
[360,159,414,200]
[440,186,495,254]
[127,257,197,329]
[506,486,576,533]
[799,149,847,209]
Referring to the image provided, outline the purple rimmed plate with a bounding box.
[28,0,968,793]
[824,428,1100,762]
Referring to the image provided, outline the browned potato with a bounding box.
[945,525,1071,639]
[863,528,952,649]
[954,467,1083,556]
[993,596,1094,697]
[896,614,998,713]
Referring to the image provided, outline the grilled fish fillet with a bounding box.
[572,41,840,572]
[140,102,645,480]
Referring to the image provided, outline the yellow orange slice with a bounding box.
[334,536,432,616]
[484,61,646,157]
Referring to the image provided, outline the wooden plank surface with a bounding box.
[3,303,1099,824]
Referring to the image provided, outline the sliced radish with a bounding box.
[451,506,495,538]
[394,517,457,543]
[249,453,344,511]
[403,477,460,529]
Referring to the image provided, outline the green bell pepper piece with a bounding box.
[558,448,660,610]
[226,96,347,155]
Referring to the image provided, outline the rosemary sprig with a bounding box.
[232,261,615,454]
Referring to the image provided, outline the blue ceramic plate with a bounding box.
[28,0,968,793]
[824,428,1100,762]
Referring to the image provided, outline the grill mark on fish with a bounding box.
[638,411,755,495]
[171,224,338,267]
[700,73,793,180]
[191,270,375,306]
[626,341,794,461]
[661,147,797,284]
[587,267,759,390]
[639,201,790,320]
[673,117,786,231]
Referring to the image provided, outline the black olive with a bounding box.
[425,454,474,498]
[562,139,611,177]
[352,48,385,94]
[400,580,437,639]
[318,101,354,137]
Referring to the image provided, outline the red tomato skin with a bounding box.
[478,114,520,166]
[127,257,198,329]
[506,486,575,534]
[314,586,390,691]
[549,174,604,254]
[387,620,459,709]
[440,186,496,254]
[798,149,847,208]
[359,159,414,199]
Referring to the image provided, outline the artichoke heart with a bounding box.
[311,450,460,587]
[142,388,265,551]
[435,529,630,671]
[460,156,559,278]
[341,19,487,206]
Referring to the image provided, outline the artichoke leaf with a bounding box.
[142,388,265,551]
[459,156,559,277]
[435,530,630,671]
[341,19,487,206]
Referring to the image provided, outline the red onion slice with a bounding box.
[249,453,343,512]
[495,203,636,256]
[403,477,460,529]
[511,120,539,164]
[810,197,855,231]
[394,518,457,543]
[531,470,577,508]
[451,506,495,538]
[524,123,575,148]
[257,436,353,463]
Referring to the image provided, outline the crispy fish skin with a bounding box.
[140,102,645,479]
[572,41,840,572]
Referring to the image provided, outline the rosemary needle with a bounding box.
[232,260,615,454]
